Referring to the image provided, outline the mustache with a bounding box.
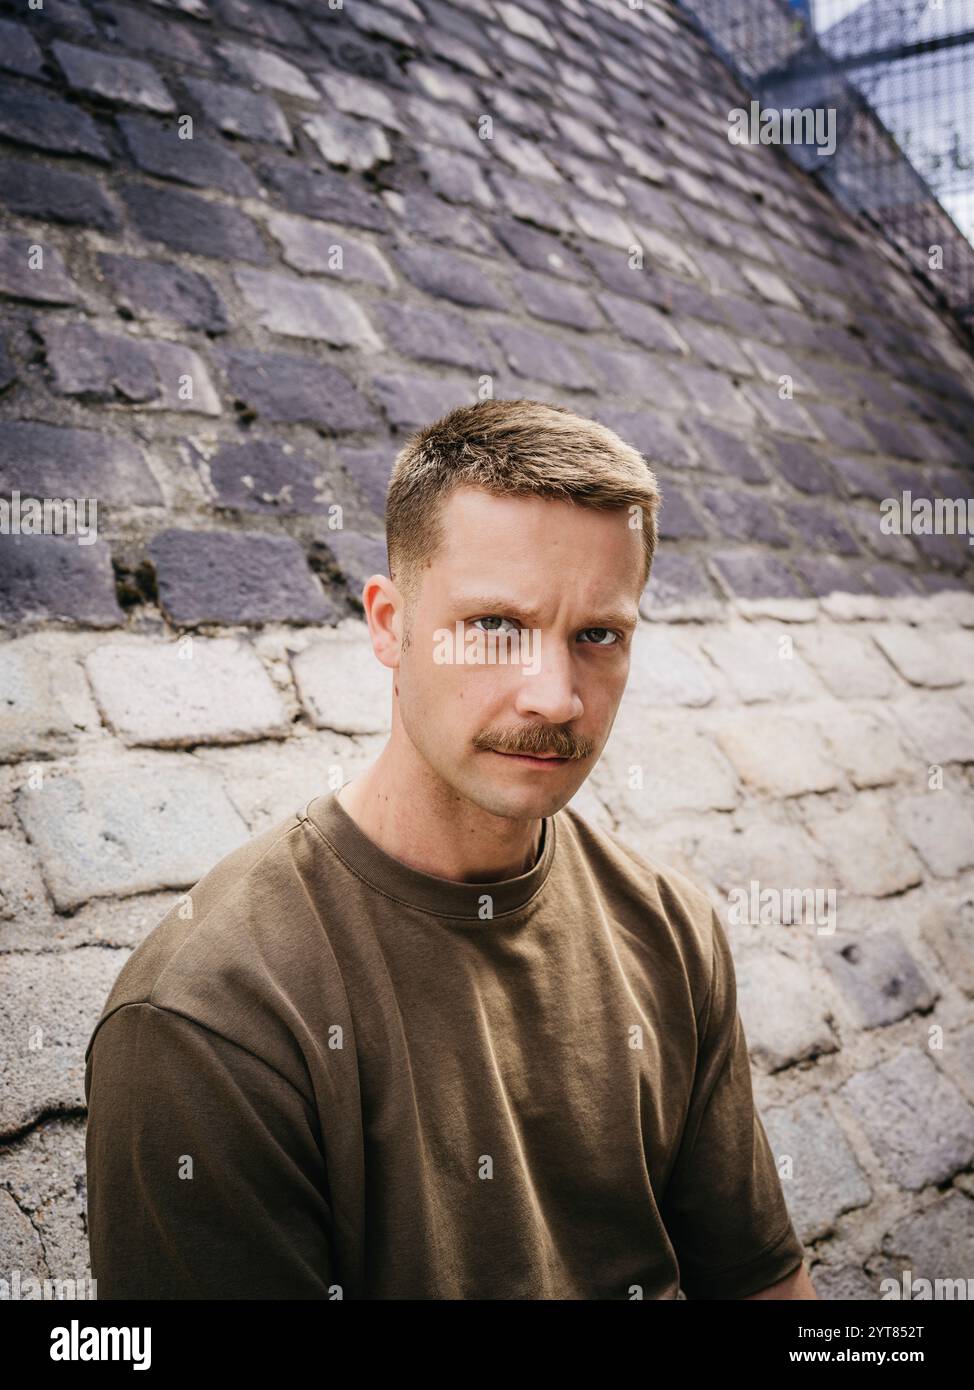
[473,727,595,759]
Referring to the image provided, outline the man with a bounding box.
[85,398,816,1300]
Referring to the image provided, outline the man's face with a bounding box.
[395,485,645,821]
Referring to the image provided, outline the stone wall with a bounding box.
[1,0,973,1300]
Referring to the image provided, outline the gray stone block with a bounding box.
[839,1049,974,1190]
[762,1094,872,1241]
[14,758,249,910]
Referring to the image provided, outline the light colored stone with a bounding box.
[592,713,739,820]
[234,268,383,348]
[302,113,391,172]
[699,625,822,702]
[217,40,319,100]
[803,796,924,897]
[871,624,966,688]
[892,696,974,766]
[13,756,249,910]
[0,945,127,1131]
[736,945,839,1072]
[292,632,390,734]
[878,1191,974,1292]
[627,629,715,706]
[0,642,85,763]
[192,730,369,832]
[84,637,288,747]
[838,1048,974,1190]
[712,712,840,797]
[795,626,897,698]
[0,1116,92,1290]
[263,211,396,285]
[762,1094,872,1241]
[895,791,974,877]
[691,813,832,896]
[814,706,916,788]
[818,928,937,1027]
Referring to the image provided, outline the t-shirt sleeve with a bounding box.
[659,910,807,1299]
[85,1001,339,1299]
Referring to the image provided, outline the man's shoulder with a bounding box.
[556,802,717,962]
[84,802,328,1064]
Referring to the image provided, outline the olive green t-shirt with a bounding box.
[84,788,806,1300]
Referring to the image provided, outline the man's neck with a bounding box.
[335,766,545,885]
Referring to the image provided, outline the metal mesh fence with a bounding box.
[678,0,974,328]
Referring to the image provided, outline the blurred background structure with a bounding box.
[1,0,973,1301]
[683,0,974,326]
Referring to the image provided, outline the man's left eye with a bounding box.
[579,628,618,645]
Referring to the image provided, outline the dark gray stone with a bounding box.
[710,551,806,600]
[120,182,268,262]
[596,291,687,354]
[0,420,162,505]
[792,555,874,596]
[779,500,862,554]
[182,77,291,147]
[512,271,603,330]
[118,114,260,196]
[148,529,334,626]
[335,447,393,518]
[770,440,837,495]
[488,323,596,390]
[394,245,509,310]
[384,190,494,254]
[0,337,15,392]
[593,407,696,470]
[0,20,45,78]
[585,346,688,409]
[0,85,109,162]
[863,563,924,597]
[0,235,79,305]
[371,373,477,430]
[98,3,214,66]
[213,0,307,47]
[0,536,123,628]
[0,159,119,231]
[312,529,388,599]
[690,420,769,482]
[259,159,389,232]
[373,300,495,370]
[699,488,791,546]
[492,221,587,280]
[215,347,378,430]
[37,320,220,414]
[642,551,717,608]
[208,440,331,514]
[655,486,708,540]
[97,253,229,333]
[52,41,175,113]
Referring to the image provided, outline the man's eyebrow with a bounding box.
[450,595,640,632]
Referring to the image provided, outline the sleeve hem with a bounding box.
[679,1221,807,1300]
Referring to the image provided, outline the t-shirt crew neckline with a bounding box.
[303,787,557,921]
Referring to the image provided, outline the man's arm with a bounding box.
[85,1000,338,1299]
[660,909,810,1299]
[743,1263,819,1300]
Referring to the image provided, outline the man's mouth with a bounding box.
[491,750,570,766]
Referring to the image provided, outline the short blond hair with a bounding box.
[385,398,661,619]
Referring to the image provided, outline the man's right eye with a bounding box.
[470,616,519,633]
